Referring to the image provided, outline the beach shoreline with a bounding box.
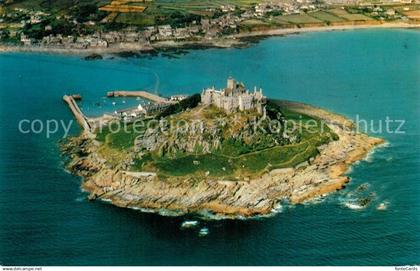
[1,22,418,57]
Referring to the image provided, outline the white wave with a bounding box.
[376,201,390,211]
[380,141,391,148]
[363,140,390,163]
[100,198,112,203]
[339,196,366,210]
[75,196,85,202]
[271,203,283,213]
[198,227,209,237]
[180,220,199,229]
[364,151,375,163]
[303,195,326,205]
[343,202,365,210]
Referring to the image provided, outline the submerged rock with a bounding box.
[84,53,103,61]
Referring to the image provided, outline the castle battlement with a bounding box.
[201,77,266,114]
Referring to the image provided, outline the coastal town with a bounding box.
[0,0,418,52]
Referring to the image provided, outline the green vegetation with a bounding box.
[329,8,374,21]
[95,99,338,179]
[157,93,201,119]
[308,11,346,23]
[3,0,415,44]
[138,126,334,178]
[239,19,275,32]
[2,0,262,28]
[265,99,285,121]
[277,14,324,25]
[96,120,147,150]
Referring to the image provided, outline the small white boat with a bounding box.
[112,102,116,106]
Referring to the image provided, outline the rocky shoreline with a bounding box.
[62,100,384,219]
[1,22,418,57]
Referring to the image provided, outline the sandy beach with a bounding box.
[233,21,419,39]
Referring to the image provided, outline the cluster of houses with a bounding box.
[16,13,242,48]
[253,1,320,17]
[356,5,407,20]
[0,8,50,40]
[1,1,328,48]
[0,0,416,48]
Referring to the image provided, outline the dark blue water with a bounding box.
[0,29,419,265]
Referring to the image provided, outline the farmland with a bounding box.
[308,10,347,23]
[329,8,374,21]
[277,13,324,25]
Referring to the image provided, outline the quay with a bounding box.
[63,90,177,132]
[106,90,171,104]
[63,95,92,133]
[71,94,82,101]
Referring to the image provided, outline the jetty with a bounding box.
[106,90,170,104]
[71,94,82,101]
[63,95,92,133]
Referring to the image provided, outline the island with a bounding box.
[62,77,384,218]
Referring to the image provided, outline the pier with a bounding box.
[106,90,171,104]
[63,95,92,133]
[63,90,174,132]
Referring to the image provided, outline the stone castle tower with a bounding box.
[201,77,266,114]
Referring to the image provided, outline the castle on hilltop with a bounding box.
[201,77,266,114]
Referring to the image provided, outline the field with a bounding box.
[3,0,390,29]
[239,19,276,32]
[5,0,109,12]
[3,0,262,27]
[154,0,258,12]
[329,8,374,21]
[276,14,324,25]
[99,1,148,13]
[117,0,261,25]
[308,10,347,23]
[402,10,420,20]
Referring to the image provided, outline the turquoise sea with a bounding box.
[0,29,419,265]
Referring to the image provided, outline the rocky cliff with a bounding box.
[62,100,384,218]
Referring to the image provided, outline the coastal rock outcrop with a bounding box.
[62,101,384,218]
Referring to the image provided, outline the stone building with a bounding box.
[201,77,266,114]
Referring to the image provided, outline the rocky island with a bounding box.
[62,78,384,219]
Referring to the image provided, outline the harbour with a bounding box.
[63,90,174,132]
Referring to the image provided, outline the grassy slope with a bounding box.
[96,105,337,179]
